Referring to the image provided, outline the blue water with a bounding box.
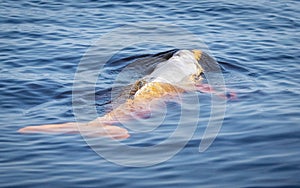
[1,0,300,187]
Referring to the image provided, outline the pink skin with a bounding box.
[18,83,235,140]
[18,122,130,140]
[195,84,237,100]
[18,49,237,140]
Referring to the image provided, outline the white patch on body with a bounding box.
[146,50,198,84]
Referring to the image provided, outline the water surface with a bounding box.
[1,0,299,187]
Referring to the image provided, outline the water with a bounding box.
[1,0,300,187]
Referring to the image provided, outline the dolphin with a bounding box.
[18,49,234,139]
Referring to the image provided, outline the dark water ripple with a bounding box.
[1,0,300,187]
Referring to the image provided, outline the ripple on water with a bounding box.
[0,0,300,187]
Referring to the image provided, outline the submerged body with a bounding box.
[19,49,229,139]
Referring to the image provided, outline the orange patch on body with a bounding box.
[100,82,185,122]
